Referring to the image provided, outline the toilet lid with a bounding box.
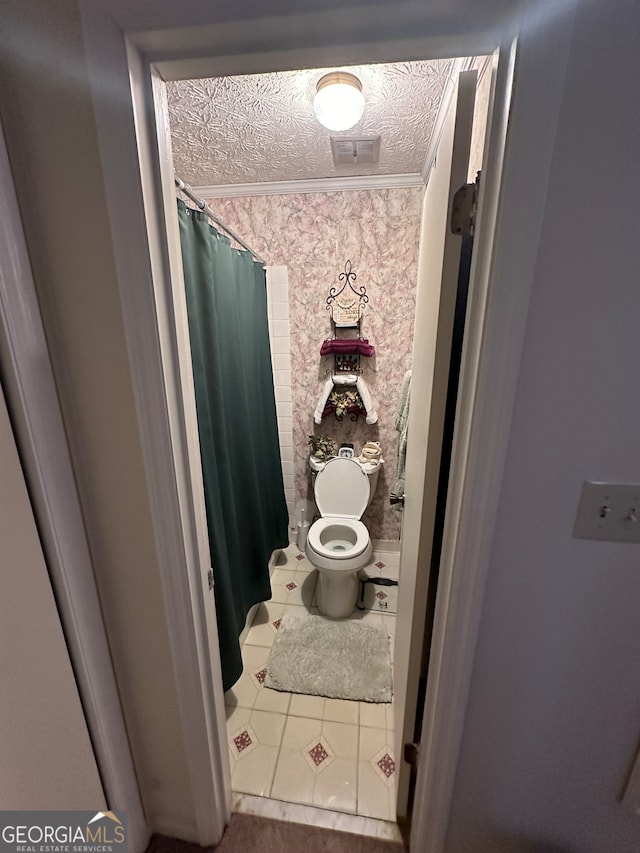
[314,457,370,519]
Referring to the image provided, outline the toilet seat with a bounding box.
[306,456,373,616]
[306,517,369,564]
[313,457,370,519]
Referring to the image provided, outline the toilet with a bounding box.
[306,456,380,618]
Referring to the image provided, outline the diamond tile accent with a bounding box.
[272,618,282,630]
[375,561,386,569]
[295,554,305,561]
[285,581,298,591]
[376,590,388,600]
[233,730,253,753]
[377,753,396,777]
[308,743,329,766]
[254,668,267,685]
[302,735,336,774]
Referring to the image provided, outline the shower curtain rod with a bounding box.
[175,177,265,265]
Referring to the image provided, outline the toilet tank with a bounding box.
[359,460,381,507]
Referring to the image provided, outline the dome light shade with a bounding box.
[313,72,365,132]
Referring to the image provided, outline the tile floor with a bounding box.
[225,545,399,822]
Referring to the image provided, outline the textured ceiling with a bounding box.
[167,60,454,186]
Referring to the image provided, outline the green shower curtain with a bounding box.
[177,199,289,691]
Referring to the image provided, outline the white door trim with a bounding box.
[76,0,575,847]
[79,19,231,843]
[394,67,478,818]
[412,5,576,849]
[0,120,149,852]
[420,56,476,183]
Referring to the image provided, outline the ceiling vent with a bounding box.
[330,136,380,167]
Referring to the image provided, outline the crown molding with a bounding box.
[191,173,424,198]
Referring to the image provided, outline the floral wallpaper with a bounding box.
[207,188,423,541]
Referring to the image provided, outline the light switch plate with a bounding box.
[574,481,640,543]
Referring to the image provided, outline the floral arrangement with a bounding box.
[327,387,364,420]
[308,434,337,461]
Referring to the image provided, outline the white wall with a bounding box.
[0,0,196,836]
[2,0,638,843]
[0,382,105,808]
[445,1,640,850]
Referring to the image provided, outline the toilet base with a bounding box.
[316,567,360,619]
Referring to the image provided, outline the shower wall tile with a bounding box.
[275,368,291,385]
[210,189,423,541]
[272,319,290,338]
[272,353,290,372]
[274,384,291,403]
[271,302,290,320]
[271,280,289,303]
[276,401,293,418]
[266,266,293,524]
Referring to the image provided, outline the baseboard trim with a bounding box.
[372,539,401,553]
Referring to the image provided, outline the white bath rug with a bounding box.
[265,614,392,703]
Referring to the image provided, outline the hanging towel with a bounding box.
[314,374,378,424]
[393,370,412,500]
[314,375,334,424]
[356,376,378,424]
[320,338,376,357]
[333,373,358,386]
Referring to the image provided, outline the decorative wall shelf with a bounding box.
[322,260,375,375]
[326,259,369,326]
[312,261,378,422]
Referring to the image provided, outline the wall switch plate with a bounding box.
[574,481,640,543]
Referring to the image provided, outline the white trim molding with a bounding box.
[80,5,231,842]
[412,3,577,850]
[0,119,149,851]
[192,173,424,199]
[76,0,577,848]
[421,56,476,184]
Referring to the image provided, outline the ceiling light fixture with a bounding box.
[313,71,365,132]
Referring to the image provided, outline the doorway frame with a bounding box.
[77,0,576,848]
[0,120,149,849]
